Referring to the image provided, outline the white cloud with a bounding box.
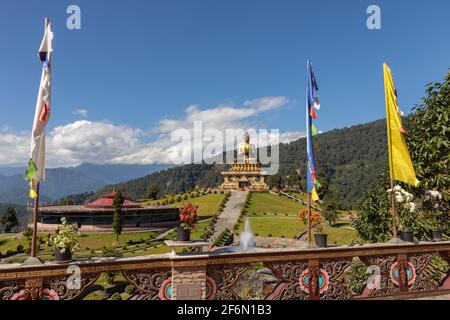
[279,131,306,144]
[0,96,304,167]
[0,132,30,166]
[72,109,88,117]
[1,124,11,132]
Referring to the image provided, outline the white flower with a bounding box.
[405,193,413,202]
[409,203,416,213]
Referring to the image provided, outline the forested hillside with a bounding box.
[74,119,388,209]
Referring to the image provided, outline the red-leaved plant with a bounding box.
[179,203,199,231]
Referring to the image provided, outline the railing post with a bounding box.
[308,259,320,300]
[397,253,409,293]
[171,261,207,300]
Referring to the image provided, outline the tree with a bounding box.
[323,199,338,227]
[355,71,450,241]
[112,192,124,242]
[352,178,392,243]
[286,169,302,189]
[146,184,160,200]
[0,208,19,233]
[268,174,284,190]
[23,227,33,240]
[316,174,330,200]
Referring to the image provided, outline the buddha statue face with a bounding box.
[244,133,250,145]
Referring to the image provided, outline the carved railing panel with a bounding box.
[122,268,172,300]
[365,255,399,297]
[408,253,439,293]
[44,272,100,300]
[319,258,353,300]
[206,264,249,300]
[265,260,309,300]
[0,280,25,300]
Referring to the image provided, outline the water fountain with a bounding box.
[239,219,256,251]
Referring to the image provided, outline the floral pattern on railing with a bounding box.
[265,260,309,300]
[122,268,172,300]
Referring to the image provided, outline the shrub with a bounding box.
[22,228,33,240]
[125,285,135,295]
[348,261,370,295]
[101,247,123,258]
[16,244,24,253]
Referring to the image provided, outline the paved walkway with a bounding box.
[211,191,248,241]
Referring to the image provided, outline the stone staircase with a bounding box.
[210,191,248,242]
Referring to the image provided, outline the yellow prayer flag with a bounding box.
[311,187,320,202]
[383,64,419,187]
[29,180,38,199]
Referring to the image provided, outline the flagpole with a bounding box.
[390,179,398,239]
[30,182,40,257]
[307,193,312,243]
[384,63,399,241]
[28,17,49,263]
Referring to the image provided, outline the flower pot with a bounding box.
[177,226,191,242]
[55,249,72,262]
[314,234,328,248]
[431,230,443,242]
[399,231,414,243]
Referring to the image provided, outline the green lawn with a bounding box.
[0,231,158,260]
[190,220,211,239]
[174,194,225,217]
[77,232,157,250]
[142,193,225,218]
[246,192,306,215]
[236,216,358,245]
[0,234,31,253]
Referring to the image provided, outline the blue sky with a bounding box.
[0,0,449,167]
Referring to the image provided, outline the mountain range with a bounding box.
[0,163,171,205]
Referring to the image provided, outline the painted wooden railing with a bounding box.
[1,241,449,300]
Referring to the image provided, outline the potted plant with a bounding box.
[46,217,80,262]
[298,209,327,247]
[424,190,446,241]
[389,186,416,242]
[177,203,198,242]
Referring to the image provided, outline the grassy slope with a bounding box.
[237,216,358,245]
[142,193,225,217]
[247,192,307,215]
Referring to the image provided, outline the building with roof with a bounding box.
[34,192,180,233]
